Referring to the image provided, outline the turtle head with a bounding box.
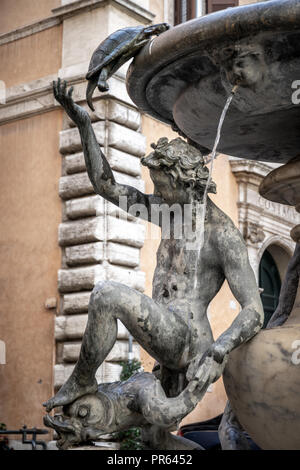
[143,23,170,37]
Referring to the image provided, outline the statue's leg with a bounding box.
[218,401,251,450]
[44,280,189,411]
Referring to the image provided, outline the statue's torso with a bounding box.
[152,202,226,359]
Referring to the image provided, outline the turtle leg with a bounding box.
[97,67,109,92]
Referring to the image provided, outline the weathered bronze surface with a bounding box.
[43,79,264,449]
[127,0,300,163]
[44,372,207,450]
[86,23,169,111]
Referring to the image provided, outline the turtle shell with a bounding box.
[86,26,145,80]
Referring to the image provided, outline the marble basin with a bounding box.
[223,312,300,450]
[127,0,300,163]
[126,0,300,450]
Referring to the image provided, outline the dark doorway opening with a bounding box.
[259,250,281,328]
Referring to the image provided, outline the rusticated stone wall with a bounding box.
[54,84,147,389]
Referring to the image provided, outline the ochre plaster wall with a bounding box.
[0,25,62,88]
[239,0,261,6]
[148,0,165,23]
[0,0,61,35]
[0,110,62,430]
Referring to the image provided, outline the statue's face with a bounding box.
[224,46,265,89]
[43,393,115,449]
[232,53,264,87]
[150,168,205,205]
[150,168,189,204]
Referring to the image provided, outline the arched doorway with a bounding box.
[259,249,282,328]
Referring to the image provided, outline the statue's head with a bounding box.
[141,137,216,202]
[44,391,116,449]
[221,44,266,89]
[142,23,170,37]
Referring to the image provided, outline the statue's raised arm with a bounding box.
[53,79,161,221]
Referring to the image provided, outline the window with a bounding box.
[207,0,239,14]
[174,0,239,25]
[174,0,197,25]
[259,250,281,329]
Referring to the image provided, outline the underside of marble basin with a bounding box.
[127,0,300,163]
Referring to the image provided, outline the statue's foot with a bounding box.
[43,376,98,412]
[98,81,109,92]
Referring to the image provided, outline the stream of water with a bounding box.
[179,88,237,374]
[192,87,237,291]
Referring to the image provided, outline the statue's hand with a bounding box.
[53,78,88,124]
[186,344,229,391]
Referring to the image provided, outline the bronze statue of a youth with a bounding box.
[44,79,263,413]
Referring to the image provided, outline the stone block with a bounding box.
[108,101,141,131]
[107,147,141,177]
[63,100,106,129]
[62,292,92,314]
[62,340,139,363]
[106,340,140,363]
[54,361,122,388]
[107,265,145,291]
[108,122,146,157]
[58,265,105,292]
[59,217,104,246]
[59,121,105,155]
[107,242,139,267]
[65,152,87,174]
[59,172,93,199]
[98,361,123,384]
[65,242,104,266]
[64,148,142,177]
[65,195,104,220]
[60,121,145,157]
[55,314,87,341]
[54,363,74,388]
[56,314,130,341]
[114,171,144,192]
[59,170,143,200]
[107,216,145,248]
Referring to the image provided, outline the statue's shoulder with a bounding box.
[208,199,237,231]
[208,200,244,247]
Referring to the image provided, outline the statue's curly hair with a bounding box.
[141,137,216,193]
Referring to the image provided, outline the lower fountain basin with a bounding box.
[223,315,300,450]
[127,0,300,163]
[259,159,300,206]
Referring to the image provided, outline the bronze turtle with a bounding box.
[86,23,169,111]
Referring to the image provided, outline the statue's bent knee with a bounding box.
[90,280,124,311]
